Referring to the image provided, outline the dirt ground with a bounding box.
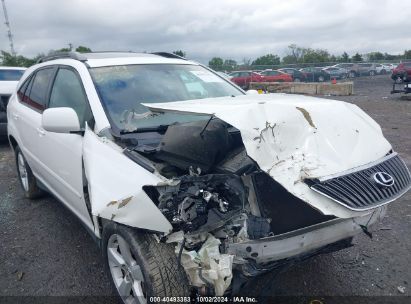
[0,75,410,302]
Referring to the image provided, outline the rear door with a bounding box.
[15,67,55,177]
[36,66,94,229]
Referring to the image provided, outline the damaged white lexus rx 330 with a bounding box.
[7,52,411,302]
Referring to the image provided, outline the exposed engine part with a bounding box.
[201,190,229,213]
[155,119,232,173]
[145,174,247,233]
[214,147,257,175]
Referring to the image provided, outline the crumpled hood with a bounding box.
[144,94,392,218]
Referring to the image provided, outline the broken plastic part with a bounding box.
[177,234,234,296]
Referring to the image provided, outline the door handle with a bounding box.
[36,127,45,136]
[12,114,19,120]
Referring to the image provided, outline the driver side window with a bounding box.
[49,68,93,128]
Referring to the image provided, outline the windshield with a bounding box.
[90,64,243,132]
[0,69,24,81]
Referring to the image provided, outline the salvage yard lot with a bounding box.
[0,75,410,299]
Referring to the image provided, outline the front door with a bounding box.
[37,66,94,229]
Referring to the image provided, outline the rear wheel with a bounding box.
[102,222,190,303]
[318,75,325,82]
[15,146,43,199]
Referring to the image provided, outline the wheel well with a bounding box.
[8,135,18,151]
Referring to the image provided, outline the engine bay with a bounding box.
[114,118,337,294]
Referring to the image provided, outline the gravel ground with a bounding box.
[0,75,410,302]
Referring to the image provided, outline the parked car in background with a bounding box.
[334,63,377,77]
[259,70,293,82]
[322,67,348,80]
[353,63,378,77]
[375,64,391,75]
[278,68,307,82]
[391,62,411,82]
[384,63,397,71]
[0,67,26,136]
[332,63,355,77]
[229,71,264,89]
[300,67,329,82]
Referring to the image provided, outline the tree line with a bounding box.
[1,44,411,69]
[208,44,411,71]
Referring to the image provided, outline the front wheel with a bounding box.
[317,75,325,82]
[102,222,190,303]
[15,146,43,199]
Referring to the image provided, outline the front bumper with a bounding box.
[227,206,386,264]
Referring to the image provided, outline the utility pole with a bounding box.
[1,0,16,56]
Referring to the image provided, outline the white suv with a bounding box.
[0,66,26,136]
[7,52,411,302]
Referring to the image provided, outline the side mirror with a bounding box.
[42,107,80,133]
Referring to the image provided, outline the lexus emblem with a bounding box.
[373,172,394,187]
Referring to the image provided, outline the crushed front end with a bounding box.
[129,115,411,296]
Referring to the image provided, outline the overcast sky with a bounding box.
[1,0,410,63]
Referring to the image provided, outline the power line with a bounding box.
[1,0,16,56]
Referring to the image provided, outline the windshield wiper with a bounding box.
[120,124,169,135]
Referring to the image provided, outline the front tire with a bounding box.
[102,222,190,303]
[15,146,43,199]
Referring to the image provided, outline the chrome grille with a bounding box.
[309,153,411,211]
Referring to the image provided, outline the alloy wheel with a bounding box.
[17,152,29,192]
[107,234,147,304]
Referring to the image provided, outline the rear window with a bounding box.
[0,69,24,81]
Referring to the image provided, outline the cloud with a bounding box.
[0,0,410,63]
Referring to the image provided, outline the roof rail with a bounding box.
[37,51,87,64]
[151,52,187,60]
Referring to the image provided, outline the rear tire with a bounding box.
[102,222,190,303]
[15,146,43,199]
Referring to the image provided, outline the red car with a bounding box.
[260,70,293,82]
[229,71,264,89]
[391,62,411,82]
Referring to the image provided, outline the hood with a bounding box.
[0,81,19,95]
[144,94,392,218]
